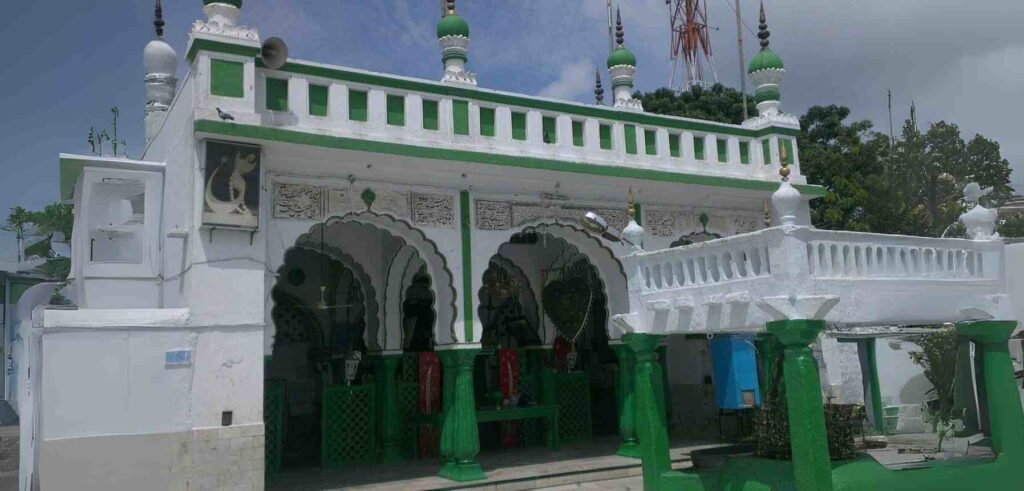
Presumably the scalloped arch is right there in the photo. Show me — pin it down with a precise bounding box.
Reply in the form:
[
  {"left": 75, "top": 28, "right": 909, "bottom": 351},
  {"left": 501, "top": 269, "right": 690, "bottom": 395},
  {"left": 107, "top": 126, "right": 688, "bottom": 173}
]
[
  {"left": 298, "top": 212, "right": 459, "bottom": 347},
  {"left": 290, "top": 242, "right": 382, "bottom": 352},
  {"left": 497, "top": 220, "right": 629, "bottom": 341}
]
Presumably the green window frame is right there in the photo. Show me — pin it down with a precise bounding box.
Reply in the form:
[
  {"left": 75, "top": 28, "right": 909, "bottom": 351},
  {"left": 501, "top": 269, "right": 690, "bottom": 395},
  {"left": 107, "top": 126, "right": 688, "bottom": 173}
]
[
  {"left": 782, "top": 139, "right": 795, "bottom": 166},
  {"left": 717, "top": 139, "right": 728, "bottom": 163},
  {"left": 599, "top": 124, "right": 613, "bottom": 150},
  {"left": 210, "top": 59, "right": 244, "bottom": 98},
  {"left": 624, "top": 125, "right": 638, "bottom": 155},
  {"left": 479, "top": 107, "right": 496, "bottom": 137},
  {"left": 422, "top": 99, "right": 439, "bottom": 130},
  {"left": 386, "top": 94, "right": 405, "bottom": 126},
  {"left": 669, "top": 134, "right": 681, "bottom": 157},
  {"left": 511, "top": 112, "right": 527, "bottom": 141},
  {"left": 452, "top": 100, "right": 470, "bottom": 135},
  {"left": 542, "top": 116, "right": 557, "bottom": 144},
  {"left": 644, "top": 129, "right": 657, "bottom": 155},
  {"left": 308, "top": 84, "right": 328, "bottom": 117},
  {"left": 739, "top": 141, "right": 750, "bottom": 164},
  {"left": 349, "top": 89, "right": 368, "bottom": 122},
  {"left": 694, "top": 136, "right": 706, "bottom": 160},
  {"left": 572, "top": 121, "right": 585, "bottom": 147},
  {"left": 265, "top": 78, "right": 289, "bottom": 112},
  {"left": 762, "top": 139, "right": 772, "bottom": 165}
]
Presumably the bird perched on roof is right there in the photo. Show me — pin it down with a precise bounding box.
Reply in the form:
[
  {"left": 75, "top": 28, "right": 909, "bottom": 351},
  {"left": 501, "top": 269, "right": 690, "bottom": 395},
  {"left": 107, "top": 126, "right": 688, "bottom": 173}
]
[{"left": 216, "top": 108, "right": 235, "bottom": 121}]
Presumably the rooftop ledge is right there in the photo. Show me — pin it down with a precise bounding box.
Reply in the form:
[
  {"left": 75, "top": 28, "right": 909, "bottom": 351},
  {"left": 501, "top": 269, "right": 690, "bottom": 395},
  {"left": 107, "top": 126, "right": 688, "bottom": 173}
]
[
  {"left": 187, "top": 39, "right": 816, "bottom": 196},
  {"left": 612, "top": 226, "right": 1012, "bottom": 336}
]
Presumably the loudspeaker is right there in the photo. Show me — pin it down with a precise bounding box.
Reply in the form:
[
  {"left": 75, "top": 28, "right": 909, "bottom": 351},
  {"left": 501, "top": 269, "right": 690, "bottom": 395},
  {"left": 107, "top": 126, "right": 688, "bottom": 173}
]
[{"left": 261, "top": 37, "right": 289, "bottom": 70}]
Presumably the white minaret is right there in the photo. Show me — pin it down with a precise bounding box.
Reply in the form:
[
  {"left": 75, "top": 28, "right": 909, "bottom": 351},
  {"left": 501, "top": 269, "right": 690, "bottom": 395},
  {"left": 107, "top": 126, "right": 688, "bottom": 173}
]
[{"left": 143, "top": 0, "right": 178, "bottom": 143}]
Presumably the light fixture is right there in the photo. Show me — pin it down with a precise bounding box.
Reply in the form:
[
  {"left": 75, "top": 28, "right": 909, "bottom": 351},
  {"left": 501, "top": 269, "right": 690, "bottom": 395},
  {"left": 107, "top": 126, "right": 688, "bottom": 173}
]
[
  {"left": 580, "top": 212, "right": 639, "bottom": 247},
  {"left": 344, "top": 351, "right": 362, "bottom": 385}
]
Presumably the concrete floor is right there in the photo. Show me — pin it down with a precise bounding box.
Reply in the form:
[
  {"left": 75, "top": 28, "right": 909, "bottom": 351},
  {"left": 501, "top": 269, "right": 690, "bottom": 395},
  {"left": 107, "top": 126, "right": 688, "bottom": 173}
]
[{"left": 269, "top": 437, "right": 711, "bottom": 491}]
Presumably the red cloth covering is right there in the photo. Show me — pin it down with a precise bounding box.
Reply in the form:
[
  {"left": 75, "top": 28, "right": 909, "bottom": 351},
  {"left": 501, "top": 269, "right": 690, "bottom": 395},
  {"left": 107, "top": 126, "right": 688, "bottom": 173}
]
[
  {"left": 418, "top": 352, "right": 441, "bottom": 458},
  {"left": 498, "top": 348, "right": 520, "bottom": 448}
]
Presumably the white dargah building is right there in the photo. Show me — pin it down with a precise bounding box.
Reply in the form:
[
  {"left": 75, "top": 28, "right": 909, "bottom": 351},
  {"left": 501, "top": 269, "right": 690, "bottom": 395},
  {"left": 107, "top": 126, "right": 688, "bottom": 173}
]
[{"left": 18, "top": 1, "right": 1023, "bottom": 491}]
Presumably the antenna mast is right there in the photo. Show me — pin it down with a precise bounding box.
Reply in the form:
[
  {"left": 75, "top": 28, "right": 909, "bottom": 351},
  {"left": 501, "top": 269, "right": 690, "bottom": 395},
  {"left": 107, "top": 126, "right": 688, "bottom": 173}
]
[{"left": 668, "top": 0, "right": 717, "bottom": 92}]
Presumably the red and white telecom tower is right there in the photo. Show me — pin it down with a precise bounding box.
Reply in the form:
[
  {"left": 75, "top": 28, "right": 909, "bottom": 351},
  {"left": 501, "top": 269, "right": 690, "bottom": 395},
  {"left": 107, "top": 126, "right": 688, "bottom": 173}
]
[{"left": 667, "top": 0, "right": 718, "bottom": 91}]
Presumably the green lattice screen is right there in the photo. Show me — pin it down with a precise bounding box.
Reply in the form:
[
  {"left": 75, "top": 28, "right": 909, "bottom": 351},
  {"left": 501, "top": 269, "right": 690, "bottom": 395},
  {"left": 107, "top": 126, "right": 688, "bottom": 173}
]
[
  {"left": 554, "top": 372, "right": 592, "bottom": 443},
  {"left": 400, "top": 354, "right": 418, "bottom": 383},
  {"left": 322, "top": 384, "right": 377, "bottom": 467},
  {"left": 264, "top": 379, "right": 286, "bottom": 478},
  {"left": 399, "top": 382, "right": 420, "bottom": 459}
]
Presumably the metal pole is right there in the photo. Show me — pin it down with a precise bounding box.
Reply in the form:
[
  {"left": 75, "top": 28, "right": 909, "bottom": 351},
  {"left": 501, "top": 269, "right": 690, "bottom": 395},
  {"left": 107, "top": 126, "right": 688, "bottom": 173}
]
[
  {"left": 608, "top": 0, "right": 614, "bottom": 53},
  {"left": 735, "top": 0, "right": 749, "bottom": 120}
]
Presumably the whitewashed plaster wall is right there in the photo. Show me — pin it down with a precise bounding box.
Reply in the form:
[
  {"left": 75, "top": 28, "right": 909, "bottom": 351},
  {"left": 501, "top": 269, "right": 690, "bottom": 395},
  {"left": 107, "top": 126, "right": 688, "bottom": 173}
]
[
  {"left": 875, "top": 339, "right": 929, "bottom": 407},
  {"left": 144, "top": 75, "right": 195, "bottom": 310}
]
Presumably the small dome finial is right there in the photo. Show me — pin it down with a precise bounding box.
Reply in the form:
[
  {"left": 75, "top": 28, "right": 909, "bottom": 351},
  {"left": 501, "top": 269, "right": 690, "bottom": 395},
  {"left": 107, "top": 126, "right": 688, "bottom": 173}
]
[
  {"left": 615, "top": 8, "right": 625, "bottom": 47},
  {"left": 595, "top": 69, "right": 605, "bottom": 104},
  {"left": 446, "top": 0, "right": 456, "bottom": 15},
  {"left": 758, "top": 2, "right": 770, "bottom": 49},
  {"left": 154, "top": 0, "right": 165, "bottom": 37},
  {"left": 627, "top": 187, "right": 636, "bottom": 217}
]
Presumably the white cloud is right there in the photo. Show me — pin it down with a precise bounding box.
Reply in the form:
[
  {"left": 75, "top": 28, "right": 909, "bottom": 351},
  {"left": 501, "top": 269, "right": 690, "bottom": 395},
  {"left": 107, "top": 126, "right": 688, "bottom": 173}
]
[{"left": 538, "top": 59, "right": 596, "bottom": 102}]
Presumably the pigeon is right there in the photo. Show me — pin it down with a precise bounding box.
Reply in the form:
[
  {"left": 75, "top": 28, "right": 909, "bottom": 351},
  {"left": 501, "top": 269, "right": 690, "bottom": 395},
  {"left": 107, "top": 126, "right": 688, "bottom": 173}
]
[{"left": 216, "top": 108, "right": 235, "bottom": 121}]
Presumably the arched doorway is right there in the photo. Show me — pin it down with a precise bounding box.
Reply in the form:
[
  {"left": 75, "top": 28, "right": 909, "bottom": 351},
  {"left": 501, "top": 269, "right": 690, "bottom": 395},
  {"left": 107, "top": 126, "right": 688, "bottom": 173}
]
[
  {"left": 474, "top": 223, "right": 627, "bottom": 453},
  {"left": 266, "top": 213, "right": 452, "bottom": 473}
]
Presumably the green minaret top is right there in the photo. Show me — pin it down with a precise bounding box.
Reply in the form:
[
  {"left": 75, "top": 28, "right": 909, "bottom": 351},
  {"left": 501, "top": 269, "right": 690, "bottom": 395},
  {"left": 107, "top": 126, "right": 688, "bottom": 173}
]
[
  {"left": 606, "top": 8, "right": 637, "bottom": 69},
  {"left": 437, "top": 0, "right": 470, "bottom": 38},
  {"left": 204, "top": 0, "right": 242, "bottom": 8},
  {"left": 747, "top": 2, "right": 783, "bottom": 74}
]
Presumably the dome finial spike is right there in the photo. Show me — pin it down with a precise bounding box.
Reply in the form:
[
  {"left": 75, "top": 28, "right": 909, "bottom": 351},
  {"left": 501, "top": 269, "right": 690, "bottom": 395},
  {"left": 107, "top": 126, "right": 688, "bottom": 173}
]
[
  {"left": 154, "top": 0, "right": 165, "bottom": 37},
  {"left": 446, "top": 0, "right": 456, "bottom": 15},
  {"left": 758, "top": 2, "right": 770, "bottom": 49},
  {"left": 615, "top": 7, "right": 624, "bottom": 46},
  {"left": 595, "top": 69, "right": 605, "bottom": 104}
]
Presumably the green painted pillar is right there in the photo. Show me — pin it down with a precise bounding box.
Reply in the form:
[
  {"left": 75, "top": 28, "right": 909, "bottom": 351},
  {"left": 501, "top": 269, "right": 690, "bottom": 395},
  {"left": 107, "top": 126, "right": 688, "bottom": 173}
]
[
  {"left": 956, "top": 321, "right": 1024, "bottom": 457},
  {"left": 374, "top": 354, "right": 403, "bottom": 463},
  {"left": 766, "top": 319, "right": 833, "bottom": 491},
  {"left": 611, "top": 343, "right": 640, "bottom": 458},
  {"left": 437, "top": 348, "right": 486, "bottom": 482},
  {"left": 624, "top": 333, "right": 674, "bottom": 490}
]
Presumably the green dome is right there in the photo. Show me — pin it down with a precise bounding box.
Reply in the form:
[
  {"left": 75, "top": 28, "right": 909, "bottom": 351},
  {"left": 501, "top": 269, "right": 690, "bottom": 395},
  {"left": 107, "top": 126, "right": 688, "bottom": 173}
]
[
  {"left": 747, "top": 48, "right": 783, "bottom": 74},
  {"left": 204, "top": 0, "right": 242, "bottom": 8},
  {"left": 437, "top": 13, "right": 470, "bottom": 38},
  {"left": 606, "top": 46, "right": 637, "bottom": 69}
]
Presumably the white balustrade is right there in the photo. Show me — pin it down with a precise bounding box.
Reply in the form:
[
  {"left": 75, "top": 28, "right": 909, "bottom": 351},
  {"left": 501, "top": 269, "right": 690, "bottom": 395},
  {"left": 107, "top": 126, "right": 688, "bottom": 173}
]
[{"left": 210, "top": 60, "right": 802, "bottom": 183}]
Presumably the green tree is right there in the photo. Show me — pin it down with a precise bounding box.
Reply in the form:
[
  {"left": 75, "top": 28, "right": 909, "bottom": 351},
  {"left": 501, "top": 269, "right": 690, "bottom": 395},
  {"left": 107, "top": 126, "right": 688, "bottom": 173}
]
[
  {"left": 636, "top": 84, "right": 755, "bottom": 125},
  {"left": 907, "top": 327, "right": 959, "bottom": 451},
  {"left": 797, "top": 105, "right": 891, "bottom": 232},
  {"left": 2, "top": 203, "right": 73, "bottom": 279}
]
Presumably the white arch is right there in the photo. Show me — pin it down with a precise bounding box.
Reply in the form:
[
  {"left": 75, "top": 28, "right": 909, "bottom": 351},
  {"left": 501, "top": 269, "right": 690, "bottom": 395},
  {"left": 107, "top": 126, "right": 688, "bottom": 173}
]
[
  {"left": 500, "top": 221, "right": 629, "bottom": 341},
  {"left": 383, "top": 245, "right": 419, "bottom": 351},
  {"left": 301, "top": 212, "right": 459, "bottom": 347}
]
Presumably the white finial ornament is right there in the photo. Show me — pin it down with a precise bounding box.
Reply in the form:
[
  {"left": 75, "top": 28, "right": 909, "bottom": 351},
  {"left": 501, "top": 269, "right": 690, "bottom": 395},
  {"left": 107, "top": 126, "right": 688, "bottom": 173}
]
[
  {"left": 144, "top": 0, "right": 178, "bottom": 143},
  {"left": 959, "top": 182, "right": 999, "bottom": 240},
  {"left": 623, "top": 189, "right": 644, "bottom": 251},
  {"left": 771, "top": 146, "right": 800, "bottom": 227}
]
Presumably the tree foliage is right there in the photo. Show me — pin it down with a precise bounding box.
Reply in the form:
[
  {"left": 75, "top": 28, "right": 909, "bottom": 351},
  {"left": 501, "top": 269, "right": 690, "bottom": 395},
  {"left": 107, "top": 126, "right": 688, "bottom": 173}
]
[
  {"left": 2, "top": 203, "right": 73, "bottom": 279},
  {"left": 641, "top": 88, "right": 1015, "bottom": 238},
  {"left": 636, "top": 84, "right": 755, "bottom": 125}
]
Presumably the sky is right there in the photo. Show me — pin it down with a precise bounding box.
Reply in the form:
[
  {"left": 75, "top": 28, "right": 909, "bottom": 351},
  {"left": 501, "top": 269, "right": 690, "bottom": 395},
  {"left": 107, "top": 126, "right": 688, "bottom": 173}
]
[{"left": 1, "top": 0, "right": 1022, "bottom": 261}]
